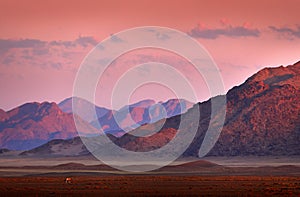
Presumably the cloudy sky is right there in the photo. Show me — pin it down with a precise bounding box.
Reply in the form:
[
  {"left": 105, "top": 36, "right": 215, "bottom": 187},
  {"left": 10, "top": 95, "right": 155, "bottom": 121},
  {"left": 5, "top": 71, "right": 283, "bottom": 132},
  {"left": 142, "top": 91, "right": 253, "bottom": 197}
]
[{"left": 1, "top": 0, "right": 300, "bottom": 110}]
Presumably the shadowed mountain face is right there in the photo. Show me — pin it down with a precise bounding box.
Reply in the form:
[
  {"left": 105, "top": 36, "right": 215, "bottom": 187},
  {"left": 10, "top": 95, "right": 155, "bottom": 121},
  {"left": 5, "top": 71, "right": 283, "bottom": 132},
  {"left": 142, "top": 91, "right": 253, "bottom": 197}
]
[{"left": 0, "top": 102, "right": 99, "bottom": 150}]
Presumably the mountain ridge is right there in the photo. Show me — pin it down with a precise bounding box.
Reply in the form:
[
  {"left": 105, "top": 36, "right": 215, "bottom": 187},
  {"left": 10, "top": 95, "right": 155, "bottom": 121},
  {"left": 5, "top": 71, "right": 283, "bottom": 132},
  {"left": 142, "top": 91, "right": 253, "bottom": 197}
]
[{"left": 1, "top": 61, "right": 299, "bottom": 156}]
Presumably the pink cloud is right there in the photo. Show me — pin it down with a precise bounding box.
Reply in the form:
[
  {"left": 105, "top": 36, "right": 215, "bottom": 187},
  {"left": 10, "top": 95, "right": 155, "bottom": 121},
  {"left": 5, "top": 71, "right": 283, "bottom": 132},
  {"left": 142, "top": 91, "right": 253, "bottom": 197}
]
[{"left": 188, "top": 22, "right": 260, "bottom": 39}]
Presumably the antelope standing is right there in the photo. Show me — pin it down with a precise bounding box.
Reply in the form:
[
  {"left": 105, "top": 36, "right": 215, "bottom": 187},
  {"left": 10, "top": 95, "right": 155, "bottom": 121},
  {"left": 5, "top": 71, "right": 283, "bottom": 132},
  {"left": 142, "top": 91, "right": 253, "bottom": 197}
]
[{"left": 65, "top": 177, "right": 72, "bottom": 184}]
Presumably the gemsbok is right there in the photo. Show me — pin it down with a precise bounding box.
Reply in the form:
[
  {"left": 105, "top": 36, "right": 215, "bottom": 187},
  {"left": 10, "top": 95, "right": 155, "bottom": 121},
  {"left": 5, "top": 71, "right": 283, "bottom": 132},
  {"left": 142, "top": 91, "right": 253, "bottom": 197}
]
[{"left": 65, "top": 177, "right": 72, "bottom": 184}]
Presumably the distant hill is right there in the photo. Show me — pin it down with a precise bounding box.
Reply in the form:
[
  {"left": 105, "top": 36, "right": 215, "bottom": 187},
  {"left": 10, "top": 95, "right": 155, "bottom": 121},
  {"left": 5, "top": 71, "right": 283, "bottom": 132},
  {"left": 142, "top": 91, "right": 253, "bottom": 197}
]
[{"left": 20, "top": 137, "right": 89, "bottom": 156}]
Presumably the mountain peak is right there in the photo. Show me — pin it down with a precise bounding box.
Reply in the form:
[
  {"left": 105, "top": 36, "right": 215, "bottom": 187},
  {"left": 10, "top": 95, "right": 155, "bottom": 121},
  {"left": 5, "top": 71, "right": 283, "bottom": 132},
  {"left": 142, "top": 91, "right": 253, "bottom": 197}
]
[
  {"left": 128, "top": 99, "right": 156, "bottom": 109},
  {"left": 5, "top": 101, "right": 61, "bottom": 122},
  {"left": 58, "top": 97, "right": 110, "bottom": 123},
  {"left": 243, "top": 61, "right": 300, "bottom": 91},
  {"left": 37, "top": 102, "right": 63, "bottom": 117}
]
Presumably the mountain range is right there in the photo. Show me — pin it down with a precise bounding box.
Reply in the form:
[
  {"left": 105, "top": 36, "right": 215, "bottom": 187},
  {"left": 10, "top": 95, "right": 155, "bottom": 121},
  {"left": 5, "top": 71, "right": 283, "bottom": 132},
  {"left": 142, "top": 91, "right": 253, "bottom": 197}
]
[
  {"left": 0, "top": 97, "right": 193, "bottom": 150},
  {"left": 89, "top": 99, "right": 193, "bottom": 136},
  {"left": 59, "top": 97, "right": 193, "bottom": 136},
  {"left": 0, "top": 61, "right": 299, "bottom": 157},
  {"left": 114, "top": 61, "right": 299, "bottom": 157}
]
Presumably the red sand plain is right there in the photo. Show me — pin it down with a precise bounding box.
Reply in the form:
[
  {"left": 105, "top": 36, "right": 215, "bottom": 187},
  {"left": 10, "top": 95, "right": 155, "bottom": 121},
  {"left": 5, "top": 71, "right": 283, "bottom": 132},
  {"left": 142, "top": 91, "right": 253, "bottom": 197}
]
[{"left": 0, "top": 175, "right": 299, "bottom": 196}]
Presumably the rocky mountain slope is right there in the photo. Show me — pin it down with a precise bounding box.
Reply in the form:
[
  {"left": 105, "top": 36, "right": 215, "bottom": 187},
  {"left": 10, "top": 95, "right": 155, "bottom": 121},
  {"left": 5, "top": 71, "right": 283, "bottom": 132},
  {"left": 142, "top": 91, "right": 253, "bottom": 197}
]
[{"left": 207, "top": 61, "right": 300, "bottom": 156}]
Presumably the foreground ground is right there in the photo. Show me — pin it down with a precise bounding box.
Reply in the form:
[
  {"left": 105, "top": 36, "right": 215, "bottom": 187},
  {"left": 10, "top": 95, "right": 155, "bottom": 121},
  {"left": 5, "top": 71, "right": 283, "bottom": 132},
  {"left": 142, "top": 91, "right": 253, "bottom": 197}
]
[
  {"left": 0, "top": 156, "right": 299, "bottom": 196},
  {"left": 0, "top": 175, "right": 299, "bottom": 196}
]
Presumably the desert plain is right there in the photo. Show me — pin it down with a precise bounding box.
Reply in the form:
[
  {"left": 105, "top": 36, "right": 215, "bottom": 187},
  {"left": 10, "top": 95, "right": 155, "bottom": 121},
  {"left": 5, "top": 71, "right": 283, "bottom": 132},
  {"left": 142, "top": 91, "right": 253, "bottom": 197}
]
[{"left": 0, "top": 155, "right": 299, "bottom": 196}]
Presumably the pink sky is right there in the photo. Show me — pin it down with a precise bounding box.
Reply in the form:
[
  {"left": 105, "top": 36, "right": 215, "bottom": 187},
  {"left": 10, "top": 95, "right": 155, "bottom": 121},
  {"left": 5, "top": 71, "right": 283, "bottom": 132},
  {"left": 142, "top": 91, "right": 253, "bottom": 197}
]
[{"left": 1, "top": 0, "right": 300, "bottom": 110}]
